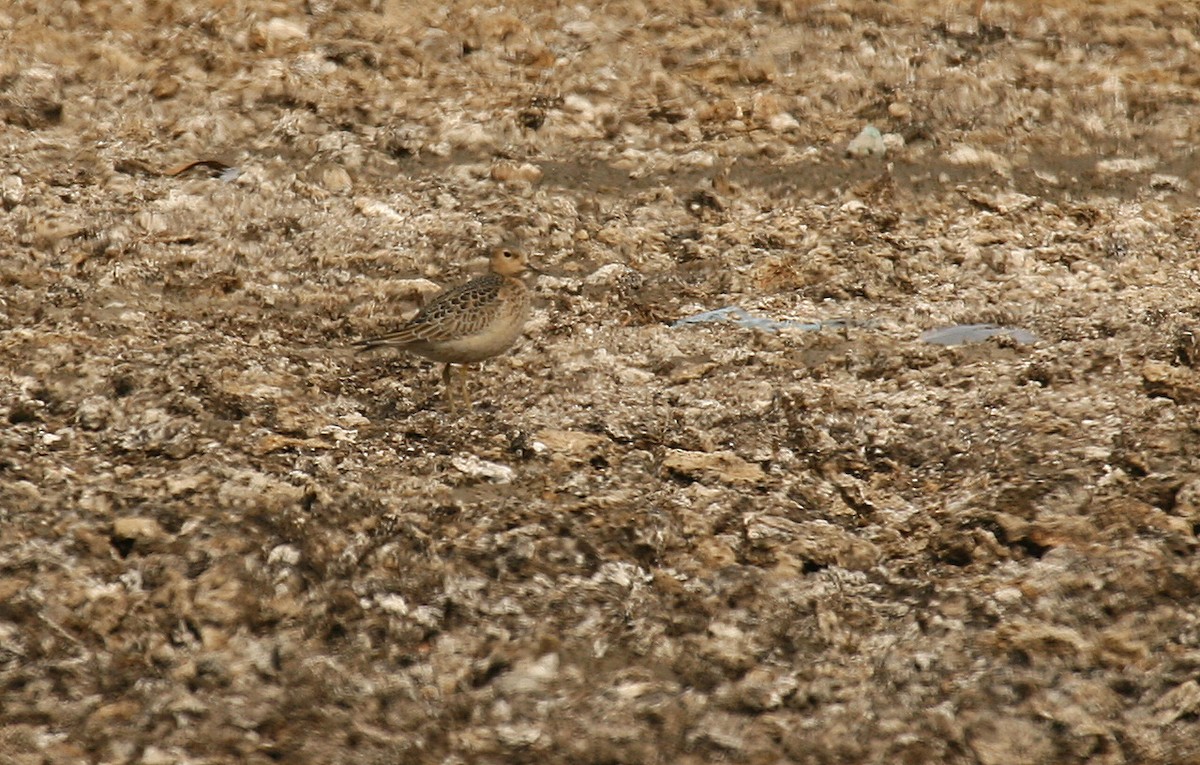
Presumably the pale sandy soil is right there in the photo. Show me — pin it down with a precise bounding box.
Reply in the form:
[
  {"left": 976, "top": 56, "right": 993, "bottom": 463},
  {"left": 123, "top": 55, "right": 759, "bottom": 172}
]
[{"left": 3, "top": 1, "right": 1200, "bottom": 763}]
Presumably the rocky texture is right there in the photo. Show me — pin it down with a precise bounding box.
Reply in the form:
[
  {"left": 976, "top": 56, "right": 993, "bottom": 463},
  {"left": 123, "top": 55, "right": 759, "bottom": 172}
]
[{"left": 2, "top": 1, "right": 1200, "bottom": 763}]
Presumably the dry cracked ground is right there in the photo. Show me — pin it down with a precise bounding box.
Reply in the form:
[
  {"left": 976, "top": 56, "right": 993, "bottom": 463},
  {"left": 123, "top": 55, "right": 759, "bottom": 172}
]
[{"left": 3, "top": 0, "right": 1200, "bottom": 763}]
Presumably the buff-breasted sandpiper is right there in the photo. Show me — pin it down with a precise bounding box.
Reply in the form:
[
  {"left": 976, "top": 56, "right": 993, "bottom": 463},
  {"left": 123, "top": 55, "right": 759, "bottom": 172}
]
[{"left": 355, "top": 246, "right": 539, "bottom": 409}]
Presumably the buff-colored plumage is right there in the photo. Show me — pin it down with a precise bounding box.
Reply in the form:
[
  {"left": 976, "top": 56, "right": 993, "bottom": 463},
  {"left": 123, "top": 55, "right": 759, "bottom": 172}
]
[{"left": 356, "top": 247, "right": 537, "bottom": 409}]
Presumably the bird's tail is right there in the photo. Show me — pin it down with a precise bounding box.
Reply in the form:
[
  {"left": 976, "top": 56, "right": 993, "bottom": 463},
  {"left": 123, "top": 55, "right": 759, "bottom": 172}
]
[{"left": 353, "top": 329, "right": 420, "bottom": 352}]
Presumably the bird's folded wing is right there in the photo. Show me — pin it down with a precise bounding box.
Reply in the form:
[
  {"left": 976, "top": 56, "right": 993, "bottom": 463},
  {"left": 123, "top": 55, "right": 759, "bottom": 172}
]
[
  {"left": 416, "top": 279, "right": 503, "bottom": 337},
  {"left": 354, "top": 274, "right": 504, "bottom": 348}
]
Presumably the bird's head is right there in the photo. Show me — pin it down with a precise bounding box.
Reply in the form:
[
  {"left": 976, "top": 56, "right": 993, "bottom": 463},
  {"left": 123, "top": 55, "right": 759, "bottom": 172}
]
[{"left": 490, "top": 246, "right": 542, "bottom": 276}]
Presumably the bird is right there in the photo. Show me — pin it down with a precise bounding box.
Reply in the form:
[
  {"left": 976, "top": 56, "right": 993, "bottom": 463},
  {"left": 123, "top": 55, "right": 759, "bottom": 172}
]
[{"left": 355, "top": 246, "right": 540, "bottom": 410}]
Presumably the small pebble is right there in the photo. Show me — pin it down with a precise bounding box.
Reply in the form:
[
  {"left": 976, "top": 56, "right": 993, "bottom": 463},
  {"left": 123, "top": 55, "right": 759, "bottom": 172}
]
[{"left": 847, "top": 125, "right": 887, "bottom": 158}]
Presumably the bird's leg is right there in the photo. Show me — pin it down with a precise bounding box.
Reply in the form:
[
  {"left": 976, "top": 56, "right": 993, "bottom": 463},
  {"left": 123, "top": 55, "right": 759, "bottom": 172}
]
[
  {"left": 442, "top": 363, "right": 458, "bottom": 412},
  {"left": 459, "top": 364, "right": 475, "bottom": 410}
]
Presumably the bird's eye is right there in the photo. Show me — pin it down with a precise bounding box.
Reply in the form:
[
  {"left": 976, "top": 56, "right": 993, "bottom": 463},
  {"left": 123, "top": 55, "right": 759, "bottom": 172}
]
[{"left": 502, "top": 250, "right": 515, "bottom": 258}]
